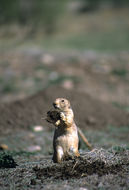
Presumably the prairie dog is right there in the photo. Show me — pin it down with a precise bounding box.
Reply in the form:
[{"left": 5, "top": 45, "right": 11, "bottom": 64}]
[{"left": 47, "top": 98, "right": 80, "bottom": 163}]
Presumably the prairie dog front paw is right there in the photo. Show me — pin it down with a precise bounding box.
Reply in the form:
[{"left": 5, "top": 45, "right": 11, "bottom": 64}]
[
  {"left": 55, "top": 120, "right": 61, "bottom": 126},
  {"left": 60, "top": 112, "right": 66, "bottom": 121}
]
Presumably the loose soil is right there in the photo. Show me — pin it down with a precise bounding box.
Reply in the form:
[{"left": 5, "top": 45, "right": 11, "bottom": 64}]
[{"left": 0, "top": 86, "right": 129, "bottom": 190}]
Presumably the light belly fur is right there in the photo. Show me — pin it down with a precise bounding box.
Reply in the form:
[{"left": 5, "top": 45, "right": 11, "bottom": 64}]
[{"left": 55, "top": 128, "right": 79, "bottom": 153}]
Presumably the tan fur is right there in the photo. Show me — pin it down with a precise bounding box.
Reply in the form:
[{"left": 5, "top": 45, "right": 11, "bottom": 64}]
[{"left": 52, "top": 98, "right": 80, "bottom": 163}]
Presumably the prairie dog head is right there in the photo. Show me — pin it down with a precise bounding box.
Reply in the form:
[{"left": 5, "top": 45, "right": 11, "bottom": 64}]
[{"left": 53, "top": 98, "right": 71, "bottom": 111}]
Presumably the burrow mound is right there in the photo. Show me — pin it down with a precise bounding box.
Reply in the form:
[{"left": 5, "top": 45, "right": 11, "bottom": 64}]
[
  {"left": 0, "top": 86, "right": 129, "bottom": 135},
  {"left": 33, "top": 148, "right": 129, "bottom": 180}
]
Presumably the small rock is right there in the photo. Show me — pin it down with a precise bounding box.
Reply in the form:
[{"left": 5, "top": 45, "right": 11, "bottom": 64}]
[
  {"left": 41, "top": 54, "right": 54, "bottom": 65},
  {"left": 0, "top": 144, "right": 8, "bottom": 151},
  {"left": 33, "top": 126, "right": 43, "bottom": 132},
  {"left": 27, "top": 145, "right": 41, "bottom": 152},
  {"left": 62, "top": 80, "right": 74, "bottom": 90}
]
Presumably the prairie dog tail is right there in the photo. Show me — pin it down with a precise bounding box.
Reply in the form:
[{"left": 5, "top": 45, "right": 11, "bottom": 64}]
[{"left": 78, "top": 127, "right": 93, "bottom": 150}]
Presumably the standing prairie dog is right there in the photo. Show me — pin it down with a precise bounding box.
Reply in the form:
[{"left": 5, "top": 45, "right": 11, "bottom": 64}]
[
  {"left": 46, "top": 98, "right": 92, "bottom": 163},
  {"left": 49, "top": 98, "right": 80, "bottom": 163}
]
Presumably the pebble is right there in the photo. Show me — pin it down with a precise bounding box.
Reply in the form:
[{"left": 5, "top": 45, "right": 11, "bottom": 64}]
[{"left": 33, "top": 126, "right": 44, "bottom": 132}]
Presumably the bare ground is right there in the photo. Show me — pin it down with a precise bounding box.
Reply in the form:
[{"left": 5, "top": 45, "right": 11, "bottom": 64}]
[{"left": 0, "top": 85, "right": 129, "bottom": 190}]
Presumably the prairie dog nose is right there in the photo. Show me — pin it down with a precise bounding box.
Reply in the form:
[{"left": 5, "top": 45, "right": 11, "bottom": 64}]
[{"left": 53, "top": 102, "right": 57, "bottom": 108}]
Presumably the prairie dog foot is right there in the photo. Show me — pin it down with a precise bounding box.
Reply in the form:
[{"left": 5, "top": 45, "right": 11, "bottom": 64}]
[{"left": 53, "top": 146, "right": 64, "bottom": 163}]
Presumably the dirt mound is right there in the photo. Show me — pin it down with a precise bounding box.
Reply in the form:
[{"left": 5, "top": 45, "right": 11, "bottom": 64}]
[
  {"left": 31, "top": 148, "right": 129, "bottom": 189},
  {"left": 0, "top": 148, "right": 128, "bottom": 190},
  {"left": 34, "top": 148, "right": 128, "bottom": 180},
  {"left": 0, "top": 86, "right": 129, "bottom": 135}
]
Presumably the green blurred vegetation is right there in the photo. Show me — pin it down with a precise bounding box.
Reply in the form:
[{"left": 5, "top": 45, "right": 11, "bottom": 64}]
[
  {"left": 0, "top": 0, "right": 67, "bottom": 34},
  {"left": 0, "top": 151, "right": 17, "bottom": 168},
  {"left": 0, "top": 0, "right": 129, "bottom": 27},
  {"left": 0, "top": 0, "right": 129, "bottom": 51},
  {"left": 82, "top": 0, "right": 129, "bottom": 10}
]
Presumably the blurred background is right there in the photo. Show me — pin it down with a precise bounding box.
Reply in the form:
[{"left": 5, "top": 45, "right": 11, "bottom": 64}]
[
  {"left": 0, "top": 0, "right": 129, "bottom": 106},
  {"left": 0, "top": 2, "right": 129, "bottom": 184}
]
